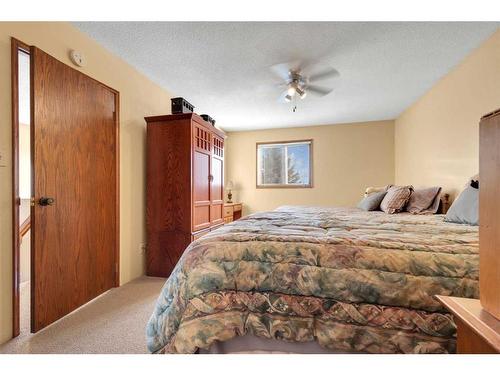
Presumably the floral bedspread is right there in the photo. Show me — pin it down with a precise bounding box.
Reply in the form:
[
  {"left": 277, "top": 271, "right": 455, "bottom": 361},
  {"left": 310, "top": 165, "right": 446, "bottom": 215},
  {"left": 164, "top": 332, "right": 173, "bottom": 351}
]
[{"left": 146, "top": 206, "right": 479, "bottom": 354}]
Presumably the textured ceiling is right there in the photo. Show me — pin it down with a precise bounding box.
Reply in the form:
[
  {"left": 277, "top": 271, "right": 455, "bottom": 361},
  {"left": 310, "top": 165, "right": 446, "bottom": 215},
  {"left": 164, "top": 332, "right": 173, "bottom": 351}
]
[{"left": 74, "top": 22, "right": 498, "bottom": 131}]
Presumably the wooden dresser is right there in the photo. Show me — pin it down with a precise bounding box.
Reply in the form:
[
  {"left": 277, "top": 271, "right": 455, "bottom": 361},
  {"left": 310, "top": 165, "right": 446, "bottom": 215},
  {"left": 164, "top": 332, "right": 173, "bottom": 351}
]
[
  {"left": 146, "top": 113, "right": 226, "bottom": 277},
  {"left": 479, "top": 108, "right": 500, "bottom": 320},
  {"left": 436, "top": 296, "right": 500, "bottom": 354},
  {"left": 223, "top": 203, "right": 242, "bottom": 223}
]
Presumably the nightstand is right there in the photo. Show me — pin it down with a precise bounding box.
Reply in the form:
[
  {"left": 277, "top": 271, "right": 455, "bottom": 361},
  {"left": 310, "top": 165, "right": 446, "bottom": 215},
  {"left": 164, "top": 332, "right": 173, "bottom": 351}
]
[
  {"left": 436, "top": 296, "right": 500, "bottom": 354},
  {"left": 223, "top": 203, "right": 242, "bottom": 224}
]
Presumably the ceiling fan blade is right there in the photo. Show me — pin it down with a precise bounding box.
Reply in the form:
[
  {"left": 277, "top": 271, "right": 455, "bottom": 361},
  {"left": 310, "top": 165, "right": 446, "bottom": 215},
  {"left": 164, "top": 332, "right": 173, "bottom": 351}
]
[
  {"left": 308, "top": 68, "right": 340, "bottom": 83},
  {"left": 270, "top": 63, "right": 293, "bottom": 81},
  {"left": 306, "top": 85, "right": 333, "bottom": 97}
]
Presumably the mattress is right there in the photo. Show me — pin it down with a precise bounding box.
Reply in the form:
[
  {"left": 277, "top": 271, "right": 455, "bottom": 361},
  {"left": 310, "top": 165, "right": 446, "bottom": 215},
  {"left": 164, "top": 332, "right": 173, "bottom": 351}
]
[{"left": 146, "top": 206, "right": 479, "bottom": 354}]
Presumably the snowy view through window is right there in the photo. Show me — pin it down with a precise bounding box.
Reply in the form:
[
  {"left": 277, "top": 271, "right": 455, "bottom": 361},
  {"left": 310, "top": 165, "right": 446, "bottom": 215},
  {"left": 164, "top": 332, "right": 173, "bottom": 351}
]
[{"left": 257, "top": 141, "right": 311, "bottom": 187}]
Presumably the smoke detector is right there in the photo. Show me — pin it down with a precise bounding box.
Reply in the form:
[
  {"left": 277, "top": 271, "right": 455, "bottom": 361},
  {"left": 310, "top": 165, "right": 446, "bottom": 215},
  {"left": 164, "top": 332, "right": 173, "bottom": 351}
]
[{"left": 69, "top": 50, "right": 86, "bottom": 67}]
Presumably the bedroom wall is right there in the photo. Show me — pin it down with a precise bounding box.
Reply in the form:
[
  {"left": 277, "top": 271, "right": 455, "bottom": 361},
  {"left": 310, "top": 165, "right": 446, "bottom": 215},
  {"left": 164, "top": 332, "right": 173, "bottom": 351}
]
[
  {"left": 0, "top": 22, "right": 173, "bottom": 344},
  {"left": 395, "top": 28, "right": 500, "bottom": 198},
  {"left": 225, "top": 120, "right": 395, "bottom": 214}
]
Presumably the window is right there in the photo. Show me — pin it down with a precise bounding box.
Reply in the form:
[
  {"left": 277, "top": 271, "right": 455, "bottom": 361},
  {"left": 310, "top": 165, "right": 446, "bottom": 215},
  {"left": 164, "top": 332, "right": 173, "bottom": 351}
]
[{"left": 256, "top": 140, "right": 312, "bottom": 188}]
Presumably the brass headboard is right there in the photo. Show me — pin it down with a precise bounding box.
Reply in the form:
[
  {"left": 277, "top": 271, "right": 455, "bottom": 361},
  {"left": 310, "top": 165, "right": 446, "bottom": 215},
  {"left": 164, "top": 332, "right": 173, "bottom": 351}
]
[{"left": 439, "top": 193, "right": 451, "bottom": 214}]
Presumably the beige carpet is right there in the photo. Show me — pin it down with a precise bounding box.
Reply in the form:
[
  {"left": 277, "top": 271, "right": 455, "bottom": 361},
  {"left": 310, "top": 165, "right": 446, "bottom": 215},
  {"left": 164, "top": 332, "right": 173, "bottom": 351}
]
[
  {"left": 19, "top": 281, "right": 31, "bottom": 337},
  {"left": 0, "top": 276, "right": 166, "bottom": 354}
]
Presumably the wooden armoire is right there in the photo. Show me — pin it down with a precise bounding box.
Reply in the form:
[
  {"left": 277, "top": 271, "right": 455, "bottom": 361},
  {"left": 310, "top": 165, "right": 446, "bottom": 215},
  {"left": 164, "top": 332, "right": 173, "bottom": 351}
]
[{"left": 145, "top": 113, "right": 226, "bottom": 277}]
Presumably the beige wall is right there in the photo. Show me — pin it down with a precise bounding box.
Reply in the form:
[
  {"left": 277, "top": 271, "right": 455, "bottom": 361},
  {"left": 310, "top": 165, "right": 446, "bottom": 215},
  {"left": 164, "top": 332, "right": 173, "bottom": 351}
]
[
  {"left": 0, "top": 22, "right": 173, "bottom": 344},
  {"left": 225, "top": 121, "right": 395, "bottom": 214},
  {"left": 395, "top": 29, "right": 500, "bottom": 198}
]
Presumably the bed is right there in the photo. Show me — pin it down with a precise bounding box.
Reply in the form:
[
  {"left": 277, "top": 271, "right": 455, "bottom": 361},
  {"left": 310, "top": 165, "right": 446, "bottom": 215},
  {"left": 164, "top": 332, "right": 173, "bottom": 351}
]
[{"left": 146, "top": 205, "right": 479, "bottom": 354}]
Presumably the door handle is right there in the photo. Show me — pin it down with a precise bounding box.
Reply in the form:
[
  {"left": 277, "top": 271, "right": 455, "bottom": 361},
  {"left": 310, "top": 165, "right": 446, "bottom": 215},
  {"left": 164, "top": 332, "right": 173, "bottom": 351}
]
[
  {"left": 208, "top": 175, "right": 214, "bottom": 182},
  {"left": 39, "top": 197, "right": 56, "bottom": 206}
]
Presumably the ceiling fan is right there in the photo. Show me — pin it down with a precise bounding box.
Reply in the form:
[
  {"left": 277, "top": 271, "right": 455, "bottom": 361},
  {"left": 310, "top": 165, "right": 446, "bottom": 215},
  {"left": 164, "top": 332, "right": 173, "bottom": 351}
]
[{"left": 270, "top": 60, "right": 340, "bottom": 104}]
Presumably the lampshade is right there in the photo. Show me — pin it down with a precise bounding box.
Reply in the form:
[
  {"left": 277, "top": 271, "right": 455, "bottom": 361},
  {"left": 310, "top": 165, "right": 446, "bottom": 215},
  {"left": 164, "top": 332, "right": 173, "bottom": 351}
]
[{"left": 226, "top": 180, "right": 234, "bottom": 190}]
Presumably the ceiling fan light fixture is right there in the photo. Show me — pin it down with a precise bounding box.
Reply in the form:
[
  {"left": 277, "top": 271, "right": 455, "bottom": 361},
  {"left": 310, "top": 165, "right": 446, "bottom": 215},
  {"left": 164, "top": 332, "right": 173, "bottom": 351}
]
[
  {"left": 296, "top": 87, "right": 306, "bottom": 99},
  {"left": 287, "top": 86, "right": 296, "bottom": 96}
]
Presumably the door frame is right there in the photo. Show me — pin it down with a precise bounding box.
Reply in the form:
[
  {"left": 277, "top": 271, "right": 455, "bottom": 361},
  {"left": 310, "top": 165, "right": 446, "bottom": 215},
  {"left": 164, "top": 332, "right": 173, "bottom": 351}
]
[
  {"left": 11, "top": 37, "right": 29, "bottom": 338},
  {"left": 11, "top": 37, "right": 121, "bottom": 338}
]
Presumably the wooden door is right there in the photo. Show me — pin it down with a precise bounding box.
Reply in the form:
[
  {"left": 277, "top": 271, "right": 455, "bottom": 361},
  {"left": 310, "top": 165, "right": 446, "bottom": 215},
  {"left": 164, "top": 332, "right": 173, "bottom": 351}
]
[
  {"left": 30, "top": 47, "right": 119, "bottom": 332},
  {"left": 192, "top": 124, "right": 211, "bottom": 232},
  {"left": 210, "top": 135, "right": 224, "bottom": 226}
]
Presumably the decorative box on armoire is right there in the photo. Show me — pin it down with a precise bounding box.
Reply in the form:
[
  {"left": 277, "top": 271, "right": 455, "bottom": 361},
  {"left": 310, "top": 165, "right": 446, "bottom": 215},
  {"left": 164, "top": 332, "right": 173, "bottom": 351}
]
[
  {"left": 479, "top": 107, "right": 500, "bottom": 320},
  {"left": 146, "top": 113, "right": 226, "bottom": 277}
]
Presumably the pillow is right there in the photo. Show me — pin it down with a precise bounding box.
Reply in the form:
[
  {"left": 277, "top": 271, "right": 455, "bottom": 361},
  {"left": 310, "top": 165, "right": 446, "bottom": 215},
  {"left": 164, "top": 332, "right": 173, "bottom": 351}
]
[
  {"left": 357, "top": 191, "right": 387, "bottom": 211},
  {"left": 380, "top": 185, "right": 413, "bottom": 214},
  {"left": 444, "top": 186, "right": 478, "bottom": 225},
  {"left": 427, "top": 190, "right": 443, "bottom": 214},
  {"left": 406, "top": 187, "right": 442, "bottom": 214}
]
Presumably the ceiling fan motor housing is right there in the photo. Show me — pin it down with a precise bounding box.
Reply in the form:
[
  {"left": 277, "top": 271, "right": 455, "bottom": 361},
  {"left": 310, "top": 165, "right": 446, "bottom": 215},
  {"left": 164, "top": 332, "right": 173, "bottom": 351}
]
[{"left": 286, "top": 72, "right": 307, "bottom": 99}]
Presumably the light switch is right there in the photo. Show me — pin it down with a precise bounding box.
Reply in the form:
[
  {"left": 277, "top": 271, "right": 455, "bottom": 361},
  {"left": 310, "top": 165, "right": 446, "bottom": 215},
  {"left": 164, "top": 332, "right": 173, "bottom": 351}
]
[{"left": 0, "top": 149, "right": 8, "bottom": 167}]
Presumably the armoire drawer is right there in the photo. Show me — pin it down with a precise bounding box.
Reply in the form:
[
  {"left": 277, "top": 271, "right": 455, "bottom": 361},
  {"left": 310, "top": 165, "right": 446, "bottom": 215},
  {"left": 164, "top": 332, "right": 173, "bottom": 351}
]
[
  {"left": 191, "top": 229, "right": 210, "bottom": 241},
  {"left": 211, "top": 224, "right": 224, "bottom": 231}
]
